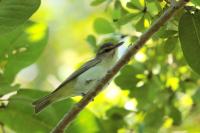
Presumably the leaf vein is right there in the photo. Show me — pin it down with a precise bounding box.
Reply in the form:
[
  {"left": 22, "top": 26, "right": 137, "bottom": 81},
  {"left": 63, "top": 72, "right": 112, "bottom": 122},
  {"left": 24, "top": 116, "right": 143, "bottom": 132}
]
[{"left": 192, "top": 16, "right": 200, "bottom": 47}]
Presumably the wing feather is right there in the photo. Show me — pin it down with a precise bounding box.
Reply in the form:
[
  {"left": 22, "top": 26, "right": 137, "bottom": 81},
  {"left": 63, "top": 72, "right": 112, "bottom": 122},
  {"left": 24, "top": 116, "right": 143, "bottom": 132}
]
[{"left": 53, "top": 58, "right": 101, "bottom": 92}]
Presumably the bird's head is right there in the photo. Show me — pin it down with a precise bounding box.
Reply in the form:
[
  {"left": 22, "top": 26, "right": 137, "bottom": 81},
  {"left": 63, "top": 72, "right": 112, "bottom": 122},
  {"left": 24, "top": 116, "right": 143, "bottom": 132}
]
[{"left": 96, "top": 42, "right": 123, "bottom": 59}]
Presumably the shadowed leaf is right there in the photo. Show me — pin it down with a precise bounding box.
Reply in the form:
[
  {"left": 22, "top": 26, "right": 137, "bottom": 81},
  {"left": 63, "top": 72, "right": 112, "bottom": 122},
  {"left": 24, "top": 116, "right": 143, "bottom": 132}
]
[
  {"left": 179, "top": 11, "right": 200, "bottom": 75},
  {"left": 0, "top": 0, "right": 40, "bottom": 34}
]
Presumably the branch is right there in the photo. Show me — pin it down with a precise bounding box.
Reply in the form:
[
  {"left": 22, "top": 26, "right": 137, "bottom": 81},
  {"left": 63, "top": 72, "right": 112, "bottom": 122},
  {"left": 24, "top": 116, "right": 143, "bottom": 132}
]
[{"left": 52, "top": 0, "right": 189, "bottom": 132}]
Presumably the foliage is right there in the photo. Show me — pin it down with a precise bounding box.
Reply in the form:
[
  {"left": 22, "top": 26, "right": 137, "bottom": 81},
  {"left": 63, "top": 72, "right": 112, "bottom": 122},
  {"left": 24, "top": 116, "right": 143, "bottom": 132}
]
[
  {"left": 0, "top": 89, "right": 101, "bottom": 133},
  {"left": 0, "top": 21, "right": 48, "bottom": 84},
  {"left": 179, "top": 11, "right": 200, "bottom": 75},
  {"left": 0, "top": 0, "right": 41, "bottom": 35},
  {"left": 0, "top": 0, "right": 200, "bottom": 133}
]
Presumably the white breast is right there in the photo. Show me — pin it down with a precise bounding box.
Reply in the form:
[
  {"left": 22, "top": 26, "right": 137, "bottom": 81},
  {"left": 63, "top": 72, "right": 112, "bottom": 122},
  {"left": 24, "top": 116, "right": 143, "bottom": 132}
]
[
  {"left": 74, "top": 65, "right": 107, "bottom": 94},
  {"left": 74, "top": 58, "right": 116, "bottom": 95}
]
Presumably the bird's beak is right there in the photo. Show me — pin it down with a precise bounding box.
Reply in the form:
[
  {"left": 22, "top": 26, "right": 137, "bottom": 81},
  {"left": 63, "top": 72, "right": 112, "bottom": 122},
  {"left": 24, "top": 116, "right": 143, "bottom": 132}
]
[{"left": 113, "top": 41, "right": 124, "bottom": 49}]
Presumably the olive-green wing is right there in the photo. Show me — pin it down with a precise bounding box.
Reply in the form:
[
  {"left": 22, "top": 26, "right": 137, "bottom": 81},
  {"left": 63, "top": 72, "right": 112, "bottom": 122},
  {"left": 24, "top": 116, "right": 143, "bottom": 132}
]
[{"left": 53, "top": 58, "right": 101, "bottom": 92}]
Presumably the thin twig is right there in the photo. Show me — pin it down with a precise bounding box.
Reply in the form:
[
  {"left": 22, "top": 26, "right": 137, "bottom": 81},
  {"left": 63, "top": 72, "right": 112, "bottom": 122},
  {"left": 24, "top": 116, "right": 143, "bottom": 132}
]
[{"left": 52, "top": 0, "right": 189, "bottom": 132}]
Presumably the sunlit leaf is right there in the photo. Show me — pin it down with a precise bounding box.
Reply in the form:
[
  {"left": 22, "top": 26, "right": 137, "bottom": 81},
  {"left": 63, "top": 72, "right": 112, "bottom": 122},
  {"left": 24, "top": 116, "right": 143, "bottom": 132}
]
[
  {"left": 112, "top": 8, "right": 121, "bottom": 22},
  {"left": 0, "top": 85, "right": 19, "bottom": 96},
  {"left": 135, "top": 14, "right": 151, "bottom": 32},
  {"left": 126, "top": 2, "right": 141, "bottom": 10},
  {"left": 163, "top": 117, "right": 173, "bottom": 128},
  {"left": 192, "top": 0, "right": 200, "bottom": 6},
  {"left": 86, "top": 34, "right": 97, "bottom": 52},
  {"left": 116, "top": 13, "right": 138, "bottom": 26},
  {"left": 166, "top": 77, "right": 180, "bottom": 91},
  {"left": 0, "top": 0, "right": 41, "bottom": 34},
  {"left": 93, "top": 18, "right": 115, "bottom": 34},
  {"left": 146, "top": 2, "right": 159, "bottom": 16},
  {"left": 90, "top": 0, "right": 106, "bottom": 6},
  {"left": 135, "top": 15, "right": 146, "bottom": 32},
  {"left": 129, "top": 78, "right": 160, "bottom": 110},
  {"left": 0, "top": 21, "right": 48, "bottom": 84},
  {"left": 115, "top": 65, "right": 144, "bottom": 90},
  {"left": 179, "top": 11, "right": 200, "bottom": 75},
  {"left": 130, "top": 0, "right": 143, "bottom": 10}
]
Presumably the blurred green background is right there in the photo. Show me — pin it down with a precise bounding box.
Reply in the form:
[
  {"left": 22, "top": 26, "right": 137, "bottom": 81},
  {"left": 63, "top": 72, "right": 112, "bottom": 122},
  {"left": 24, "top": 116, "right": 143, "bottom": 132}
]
[{"left": 0, "top": 0, "right": 200, "bottom": 133}]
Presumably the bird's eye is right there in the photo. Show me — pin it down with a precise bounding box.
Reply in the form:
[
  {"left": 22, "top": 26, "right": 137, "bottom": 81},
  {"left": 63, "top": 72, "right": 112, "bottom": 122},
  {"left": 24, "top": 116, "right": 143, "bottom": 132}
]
[{"left": 104, "top": 48, "right": 111, "bottom": 52}]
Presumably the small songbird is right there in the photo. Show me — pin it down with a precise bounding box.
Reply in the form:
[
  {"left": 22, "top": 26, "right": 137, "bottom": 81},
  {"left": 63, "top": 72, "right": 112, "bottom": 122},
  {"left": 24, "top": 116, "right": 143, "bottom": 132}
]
[{"left": 32, "top": 41, "right": 123, "bottom": 113}]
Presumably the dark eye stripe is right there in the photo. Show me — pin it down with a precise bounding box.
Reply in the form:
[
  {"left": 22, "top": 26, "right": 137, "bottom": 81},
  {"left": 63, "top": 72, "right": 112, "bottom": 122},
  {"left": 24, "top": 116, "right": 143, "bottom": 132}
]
[
  {"left": 97, "top": 42, "right": 116, "bottom": 55},
  {"left": 99, "top": 48, "right": 111, "bottom": 54},
  {"left": 104, "top": 48, "right": 111, "bottom": 52}
]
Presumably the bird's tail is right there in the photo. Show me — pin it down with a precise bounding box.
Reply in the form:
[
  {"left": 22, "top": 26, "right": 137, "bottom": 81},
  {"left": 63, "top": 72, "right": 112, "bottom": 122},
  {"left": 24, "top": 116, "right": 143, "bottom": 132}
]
[{"left": 32, "top": 93, "right": 55, "bottom": 113}]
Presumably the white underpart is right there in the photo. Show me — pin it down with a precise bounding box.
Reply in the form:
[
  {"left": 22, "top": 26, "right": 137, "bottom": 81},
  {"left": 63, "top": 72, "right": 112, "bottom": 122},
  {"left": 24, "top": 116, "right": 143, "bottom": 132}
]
[{"left": 74, "top": 52, "right": 118, "bottom": 95}]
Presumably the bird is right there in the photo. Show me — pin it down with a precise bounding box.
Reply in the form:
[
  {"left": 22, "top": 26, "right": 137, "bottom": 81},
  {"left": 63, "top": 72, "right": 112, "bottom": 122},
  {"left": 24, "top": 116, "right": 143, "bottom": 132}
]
[{"left": 32, "top": 41, "right": 123, "bottom": 113}]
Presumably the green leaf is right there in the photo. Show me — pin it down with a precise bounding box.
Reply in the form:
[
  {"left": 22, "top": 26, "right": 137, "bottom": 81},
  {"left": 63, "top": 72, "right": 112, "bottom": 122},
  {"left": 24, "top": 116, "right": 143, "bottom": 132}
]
[
  {"left": 114, "top": 1, "right": 128, "bottom": 17},
  {"left": 114, "top": 64, "right": 162, "bottom": 111},
  {"left": 164, "top": 37, "right": 178, "bottom": 54},
  {"left": 129, "top": 79, "right": 160, "bottom": 110},
  {"left": 115, "top": 65, "right": 143, "bottom": 90},
  {"left": 0, "top": 85, "right": 19, "bottom": 96},
  {"left": 192, "top": 88, "right": 200, "bottom": 104},
  {"left": 112, "top": 8, "right": 121, "bottom": 21},
  {"left": 0, "top": 21, "right": 48, "bottom": 84},
  {"left": 90, "top": 0, "right": 106, "bottom": 6},
  {"left": 131, "top": 36, "right": 138, "bottom": 42},
  {"left": 130, "top": 0, "right": 143, "bottom": 10},
  {"left": 106, "top": 107, "right": 129, "bottom": 120},
  {"left": 100, "top": 38, "right": 118, "bottom": 45},
  {"left": 0, "top": 0, "right": 41, "bottom": 34},
  {"left": 0, "top": 89, "right": 101, "bottom": 133},
  {"left": 114, "top": 0, "right": 122, "bottom": 9},
  {"left": 93, "top": 18, "right": 115, "bottom": 34},
  {"left": 179, "top": 11, "right": 200, "bottom": 75},
  {"left": 126, "top": 2, "right": 141, "bottom": 10},
  {"left": 100, "top": 107, "right": 129, "bottom": 133},
  {"left": 169, "top": 105, "right": 182, "bottom": 126},
  {"left": 135, "top": 15, "right": 146, "bottom": 32},
  {"left": 67, "top": 108, "right": 101, "bottom": 133},
  {"left": 135, "top": 13, "right": 151, "bottom": 32},
  {"left": 86, "top": 34, "right": 97, "bottom": 52},
  {"left": 153, "top": 27, "right": 177, "bottom": 39},
  {"left": 146, "top": 2, "right": 159, "bottom": 16},
  {"left": 116, "top": 13, "right": 138, "bottom": 26},
  {"left": 159, "top": 30, "right": 178, "bottom": 38},
  {"left": 0, "top": 89, "right": 68, "bottom": 133},
  {"left": 192, "top": 0, "right": 200, "bottom": 6},
  {"left": 143, "top": 107, "right": 165, "bottom": 132}
]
